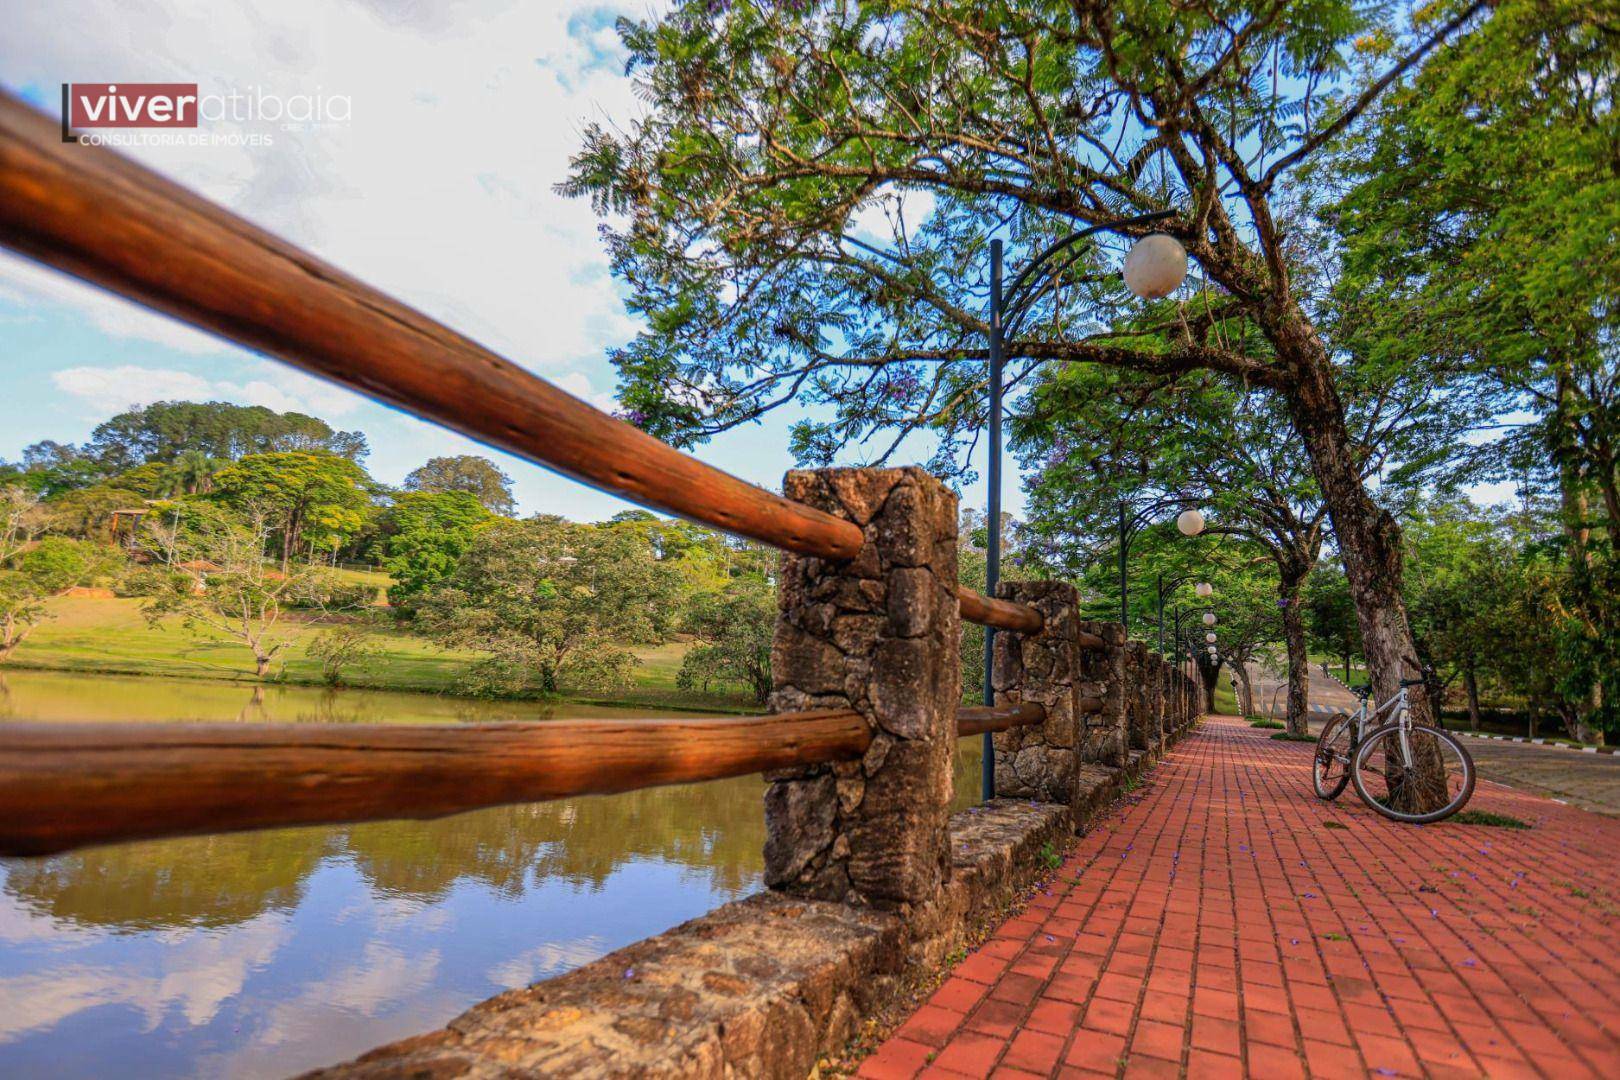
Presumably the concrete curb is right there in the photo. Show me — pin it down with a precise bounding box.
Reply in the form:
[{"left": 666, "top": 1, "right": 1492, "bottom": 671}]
[{"left": 1453, "top": 730, "right": 1616, "bottom": 755}]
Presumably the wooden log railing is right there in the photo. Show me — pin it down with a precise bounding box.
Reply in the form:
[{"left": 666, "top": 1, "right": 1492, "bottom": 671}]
[
  {"left": 0, "top": 704, "right": 1047, "bottom": 857},
  {"left": 0, "top": 92, "right": 1035, "bottom": 636},
  {"left": 957, "top": 586, "right": 1043, "bottom": 634},
  {"left": 956, "top": 703, "right": 1046, "bottom": 737},
  {"left": 0, "top": 89, "right": 1051, "bottom": 858}
]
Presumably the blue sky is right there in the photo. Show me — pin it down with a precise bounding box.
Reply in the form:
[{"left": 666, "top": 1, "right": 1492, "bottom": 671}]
[{"left": 0, "top": 0, "right": 1009, "bottom": 524}]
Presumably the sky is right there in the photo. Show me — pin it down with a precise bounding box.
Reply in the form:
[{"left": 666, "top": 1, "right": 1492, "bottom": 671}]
[{"left": 0, "top": 0, "right": 1013, "bottom": 525}]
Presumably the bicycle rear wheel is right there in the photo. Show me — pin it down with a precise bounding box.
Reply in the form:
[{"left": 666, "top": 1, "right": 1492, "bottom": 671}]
[
  {"left": 1312, "top": 713, "right": 1353, "bottom": 800},
  {"left": 1351, "top": 723, "right": 1475, "bottom": 824}
]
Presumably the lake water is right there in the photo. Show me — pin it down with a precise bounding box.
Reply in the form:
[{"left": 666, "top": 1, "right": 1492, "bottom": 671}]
[{"left": 0, "top": 670, "right": 985, "bottom": 1078}]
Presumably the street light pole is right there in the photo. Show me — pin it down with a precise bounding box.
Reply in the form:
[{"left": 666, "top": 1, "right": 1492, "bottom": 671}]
[
  {"left": 1118, "top": 500, "right": 1129, "bottom": 630},
  {"left": 981, "top": 240, "right": 1004, "bottom": 803},
  {"left": 978, "top": 210, "right": 1182, "bottom": 801}
]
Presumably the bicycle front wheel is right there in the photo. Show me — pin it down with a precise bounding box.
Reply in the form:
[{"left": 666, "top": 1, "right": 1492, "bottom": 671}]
[
  {"left": 1312, "top": 713, "right": 1354, "bottom": 801},
  {"left": 1351, "top": 723, "right": 1476, "bottom": 824}
]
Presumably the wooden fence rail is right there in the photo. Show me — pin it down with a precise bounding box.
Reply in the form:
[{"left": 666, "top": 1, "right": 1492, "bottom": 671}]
[
  {"left": 0, "top": 704, "right": 1047, "bottom": 857},
  {"left": 956, "top": 702, "right": 1046, "bottom": 737},
  {"left": 0, "top": 91, "right": 1032, "bottom": 633}
]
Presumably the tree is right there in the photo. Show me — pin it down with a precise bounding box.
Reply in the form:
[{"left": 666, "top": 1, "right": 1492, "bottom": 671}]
[
  {"left": 677, "top": 577, "right": 775, "bottom": 704},
  {"left": 1325, "top": 0, "right": 1619, "bottom": 733},
  {"left": 402, "top": 455, "right": 517, "bottom": 515},
  {"left": 36, "top": 484, "right": 147, "bottom": 541},
  {"left": 418, "top": 517, "right": 681, "bottom": 695},
  {"left": 1200, "top": 561, "right": 1286, "bottom": 719},
  {"left": 1018, "top": 368, "right": 1333, "bottom": 733},
  {"left": 86, "top": 401, "right": 367, "bottom": 470},
  {"left": 140, "top": 510, "right": 336, "bottom": 679},
  {"left": 0, "top": 486, "right": 48, "bottom": 663},
  {"left": 565, "top": 0, "right": 1492, "bottom": 734},
  {"left": 372, "top": 490, "right": 494, "bottom": 607},
  {"left": 307, "top": 620, "right": 382, "bottom": 687},
  {"left": 5, "top": 441, "right": 107, "bottom": 496},
  {"left": 211, "top": 452, "right": 374, "bottom": 570},
  {"left": 13, "top": 537, "right": 121, "bottom": 593},
  {"left": 1305, "top": 561, "right": 1361, "bottom": 684}
]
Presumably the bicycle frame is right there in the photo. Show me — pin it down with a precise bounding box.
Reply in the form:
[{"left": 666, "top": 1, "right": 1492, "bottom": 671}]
[{"left": 1342, "top": 685, "right": 1409, "bottom": 744}]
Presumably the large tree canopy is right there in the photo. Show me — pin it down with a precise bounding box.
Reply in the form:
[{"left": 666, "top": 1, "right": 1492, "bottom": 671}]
[
  {"left": 86, "top": 401, "right": 368, "bottom": 471},
  {"left": 402, "top": 455, "right": 517, "bottom": 515},
  {"left": 566, "top": 0, "right": 1491, "bottom": 734}
]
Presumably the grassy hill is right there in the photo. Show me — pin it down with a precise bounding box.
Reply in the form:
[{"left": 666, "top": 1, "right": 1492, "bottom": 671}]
[{"left": 7, "top": 595, "right": 755, "bottom": 712}]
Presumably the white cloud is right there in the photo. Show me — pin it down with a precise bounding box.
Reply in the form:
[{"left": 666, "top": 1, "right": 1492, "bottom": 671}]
[
  {"left": 553, "top": 370, "right": 618, "bottom": 413},
  {"left": 51, "top": 363, "right": 366, "bottom": 420},
  {"left": 0, "top": 0, "right": 654, "bottom": 378},
  {"left": 0, "top": 253, "right": 226, "bottom": 356}
]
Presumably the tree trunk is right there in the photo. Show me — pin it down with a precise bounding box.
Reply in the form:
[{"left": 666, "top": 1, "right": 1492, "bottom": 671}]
[
  {"left": 1567, "top": 701, "right": 1604, "bottom": 747},
  {"left": 1280, "top": 582, "right": 1310, "bottom": 736},
  {"left": 1277, "top": 321, "right": 1446, "bottom": 813},
  {"left": 0, "top": 616, "right": 31, "bottom": 664},
  {"left": 254, "top": 653, "right": 271, "bottom": 679},
  {"left": 1233, "top": 662, "right": 1255, "bottom": 717},
  {"left": 1463, "top": 666, "right": 1481, "bottom": 731},
  {"left": 1283, "top": 352, "right": 1427, "bottom": 717},
  {"left": 1195, "top": 655, "right": 1223, "bottom": 714}
]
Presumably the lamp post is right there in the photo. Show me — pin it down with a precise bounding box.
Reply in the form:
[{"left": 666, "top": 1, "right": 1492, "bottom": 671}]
[
  {"left": 1155, "top": 572, "right": 1198, "bottom": 654},
  {"left": 1115, "top": 495, "right": 1206, "bottom": 634},
  {"left": 979, "top": 210, "right": 1186, "bottom": 801}
]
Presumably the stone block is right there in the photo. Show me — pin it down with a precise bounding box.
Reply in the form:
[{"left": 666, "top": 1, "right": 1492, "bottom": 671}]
[{"left": 766, "top": 467, "right": 959, "bottom": 909}]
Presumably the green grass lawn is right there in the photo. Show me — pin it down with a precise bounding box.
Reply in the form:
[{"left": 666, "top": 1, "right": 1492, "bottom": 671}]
[
  {"left": 1213, "top": 682, "right": 1240, "bottom": 715},
  {"left": 9, "top": 596, "right": 756, "bottom": 712}
]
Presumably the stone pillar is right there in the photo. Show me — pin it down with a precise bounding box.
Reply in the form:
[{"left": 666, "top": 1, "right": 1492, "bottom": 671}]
[
  {"left": 1078, "top": 620, "right": 1127, "bottom": 768},
  {"left": 991, "top": 580, "right": 1080, "bottom": 805},
  {"left": 1166, "top": 663, "right": 1179, "bottom": 738},
  {"left": 1148, "top": 654, "right": 1167, "bottom": 747},
  {"left": 1124, "top": 643, "right": 1152, "bottom": 752},
  {"left": 1144, "top": 653, "right": 1162, "bottom": 751},
  {"left": 766, "top": 467, "right": 959, "bottom": 911}
]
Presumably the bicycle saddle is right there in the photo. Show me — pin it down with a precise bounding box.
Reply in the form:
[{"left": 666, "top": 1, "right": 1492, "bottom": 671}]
[{"left": 1398, "top": 677, "right": 1426, "bottom": 688}]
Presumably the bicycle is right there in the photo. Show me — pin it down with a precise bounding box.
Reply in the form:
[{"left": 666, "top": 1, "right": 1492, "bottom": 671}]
[{"left": 1312, "top": 678, "right": 1476, "bottom": 824}]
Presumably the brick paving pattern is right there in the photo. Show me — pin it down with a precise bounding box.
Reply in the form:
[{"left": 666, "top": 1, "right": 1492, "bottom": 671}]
[{"left": 861, "top": 715, "right": 1620, "bottom": 1079}]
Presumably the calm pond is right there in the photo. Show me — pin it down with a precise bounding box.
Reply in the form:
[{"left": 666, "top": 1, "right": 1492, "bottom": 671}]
[{"left": 0, "top": 669, "right": 985, "bottom": 1078}]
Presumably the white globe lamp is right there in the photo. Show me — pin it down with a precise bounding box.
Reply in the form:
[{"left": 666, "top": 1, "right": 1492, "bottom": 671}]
[
  {"left": 1176, "top": 509, "right": 1205, "bottom": 536},
  {"left": 1123, "top": 234, "right": 1188, "bottom": 300},
  {"left": 1202, "top": 612, "right": 1216, "bottom": 626},
  {"left": 1195, "top": 581, "right": 1213, "bottom": 598},
  {"left": 1205, "top": 632, "right": 1217, "bottom": 644}
]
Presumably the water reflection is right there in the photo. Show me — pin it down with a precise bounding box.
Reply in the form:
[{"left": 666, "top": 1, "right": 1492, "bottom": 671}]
[{"left": 0, "top": 669, "right": 985, "bottom": 1079}]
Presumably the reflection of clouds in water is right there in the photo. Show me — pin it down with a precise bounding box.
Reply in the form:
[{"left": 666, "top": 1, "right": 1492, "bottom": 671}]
[
  {"left": 0, "top": 915, "right": 288, "bottom": 1042},
  {"left": 258, "top": 942, "right": 440, "bottom": 1039},
  {"left": 332, "top": 885, "right": 453, "bottom": 934},
  {"left": 196, "top": 943, "right": 445, "bottom": 1080},
  {"left": 0, "top": 893, "right": 96, "bottom": 946},
  {"left": 486, "top": 936, "right": 610, "bottom": 990}
]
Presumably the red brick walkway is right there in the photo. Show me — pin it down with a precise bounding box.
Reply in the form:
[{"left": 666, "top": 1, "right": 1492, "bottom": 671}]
[{"left": 862, "top": 715, "right": 1620, "bottom": 1079}]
